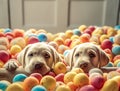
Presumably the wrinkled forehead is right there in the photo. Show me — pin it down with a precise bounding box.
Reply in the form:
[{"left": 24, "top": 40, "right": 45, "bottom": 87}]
[
  {"left": 75, "top": 44, "right": 98, "bottom": 53},
  {"left": 28, "top": 43, "right": 51, "bottom": 53}
]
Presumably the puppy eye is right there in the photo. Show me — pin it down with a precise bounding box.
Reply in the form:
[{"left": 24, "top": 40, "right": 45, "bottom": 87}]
[
  {"left": 28, "top": 53, "right": 34, "bottom": 57},
  {"left": 44, "top": 53, "right": 50, "bottom": 58},
  {"left": 75, "top": 53, "right": 79, "bottom": 57},
  {"left": 89, "top": 52, "right": 95, "bottom": 58}
]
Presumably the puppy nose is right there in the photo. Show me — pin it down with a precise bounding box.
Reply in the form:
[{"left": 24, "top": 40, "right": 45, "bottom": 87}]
[
  {"left": 35, "top": 63, "right": 43, "bottom": 69},
  {"left": 79, "top": 62, "right": 88, "bottom": 69}
]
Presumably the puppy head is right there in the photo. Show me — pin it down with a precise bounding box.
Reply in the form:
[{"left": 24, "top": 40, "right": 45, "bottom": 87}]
[
  {"left": 65, "top": 43, "right": 109, "bottom": 73},
  {"left": 17, "top": 42, "right": 63, "bottom": 75}
]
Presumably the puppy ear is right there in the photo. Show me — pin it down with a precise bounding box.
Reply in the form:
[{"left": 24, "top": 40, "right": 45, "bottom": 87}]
[
  {"left": 17, "top": 44, "right": 31, "bottom": 68},
  {"left": 98, "top": 49, "right": 109, "bottom": 68},
  {"left": 48, "top": 45, "right": 63, "bottom": 66},
  {"left": 64, "top": 45, "right": 78, "bottom": 70}
]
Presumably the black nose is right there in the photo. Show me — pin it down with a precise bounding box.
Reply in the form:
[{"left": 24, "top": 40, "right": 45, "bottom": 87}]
[
  {"left": 80, "top": 62, "right": 88, "bottom": 69},
  {"left": 35, "top": 63, "right": 43, "bottom": 69}
]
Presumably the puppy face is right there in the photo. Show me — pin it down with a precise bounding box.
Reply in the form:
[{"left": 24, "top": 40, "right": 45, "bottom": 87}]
[
  {"left": 65, "top": 43, "right": 109, "bottom": 73},
  {"left": 17, "top": 42, "right": 62, "bottom": 75}
]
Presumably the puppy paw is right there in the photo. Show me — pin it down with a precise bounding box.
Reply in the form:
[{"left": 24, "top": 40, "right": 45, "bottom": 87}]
[{"left": 4, "top": 60, "right": 19, "bottom": 71}]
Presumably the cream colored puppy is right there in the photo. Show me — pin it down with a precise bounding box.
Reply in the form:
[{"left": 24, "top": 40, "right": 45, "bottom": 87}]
[
  {"left": 65, "top": 43, "right": 109, "bottom": 73},
  {"left": 4, "top": 42, "right": 63, "bottom": 75}
]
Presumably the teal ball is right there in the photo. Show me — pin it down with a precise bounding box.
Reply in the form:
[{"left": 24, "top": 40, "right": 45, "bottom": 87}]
[
  {"left": 109, "top": 37, "right": 114, "bottom": 43},
  {"left": 0, "top": 80, "right": 11, "bottom": 91},
  {"left": 13, "top": 74, "right": 27, "bottom": 82},
  {"left": 114, "top": 25, "right": 120, "bottom": 30},
  {"left": 117, "top": 62, "right": 120, "bottom": 67},
  {"left": 37, "top": 33, "right": 47, "bottom": 42},
  {"left": 73, "top": 29, "right": 81, "bottom": 36},
  {"left": 4, "top": 28, "right": 12, "bottom": 33},
  {"left": 112, "top": 46, "right": 120, "bottom": 55},
  {"left": 105, "top": 62, "right": 114, "bottom": 67},
  {"left": 31, "top": 85, "right": 47, "bottom": 91}
]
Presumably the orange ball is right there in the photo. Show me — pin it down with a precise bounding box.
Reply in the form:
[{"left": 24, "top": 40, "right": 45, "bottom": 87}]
[
  {"left": 79, "top": 33, "right": 90, "bottom": 43},
  {"left": 23, "top": 77, "right": 39, "bottom": 91},
  {"left": 13, "top": 29, "right": 24, "bottom": 37},
  {"left": 54, "top": 37, "right": 64, "bottom": 45}
]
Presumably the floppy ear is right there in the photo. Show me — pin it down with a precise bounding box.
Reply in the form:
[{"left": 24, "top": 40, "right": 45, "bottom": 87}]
[
  {"left": 64, "top": 45, "right": 78, "bottom": 70},
  {"left": 17, "top": 44, "right": 31, "bottom": 68},
  {"left": 48, "top": 45, "right": 63, "bottom": 66},
  {"left": 97, "top": 48, "right": 109, "bottom": 68}
]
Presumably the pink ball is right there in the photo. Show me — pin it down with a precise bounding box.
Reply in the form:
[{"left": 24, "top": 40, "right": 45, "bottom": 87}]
[
  {"left": 78, "top": 85, "right": 98, "bottom": 91},
  {"left": 30, "top": 73, "right": 42, "bottom": 82},
  {"left": 89, "top": 75, "right": 105, "bottom": 89},
  {"left": 55, "top": 73, "right": 64, "bottom": 82},
  {"left": 101, "top": 39, "right": 113, "bottom": 50},
  {"left": 0, "top": 50, "right": 10, "bottom": 63},
  {"left": 27, "top": 36, "right": 39, "bottom": 44}
]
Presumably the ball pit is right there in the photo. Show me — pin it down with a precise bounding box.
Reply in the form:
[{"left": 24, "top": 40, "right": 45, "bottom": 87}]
[{"left": 1, "top": 25, "right": 120, "bottom": 91}]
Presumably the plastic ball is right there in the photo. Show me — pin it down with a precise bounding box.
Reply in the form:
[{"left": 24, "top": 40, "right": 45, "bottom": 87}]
[
  {"left": 30, "top": 73, "right": 42, "bottom": 81},
  {"left": 6, "top": 83, "right": 24, "bottom": 91},
  {"left": 37, "top": 33, "right": 48, "bottom": 42},
  {"left": 0, "top": 50, "right": 10, "bottom": 63},
  {"left": 10, "top": 37, "right": 26, "bottom": 49},
  {"left": 73, "top": 29, "right": 81, "bottom": 36},
  {"left": 0, "top": 80, "right": 11, "bottom": 91},
  {"left": 40, "top": 75, "right": 56, "bottom": 91},
  {"left": 57, "top": 45, "right": 69, "bottom": 54},
  {"left": 89, "top": 75, "right": 105, "bottom": 89},
  {"left": 31, "top": 85, "right": 47, "bottom": 91},
  {"left": 79, "top": 33, "right": 90, "bottom": 43},
  {"left": 73, "top": 73, "right": 89, "bottom": 87},
  {"left": 0, "top": 60, "right": 4, "bottom": 68},
  {"left": 54, "top": 37, "right": 64, "bottom": 45},
  {"left": 89, "top": 68, "right": 103, "bottom": 76},
  {"left": 105, "top": 62, "right": 114, "bottom": 67},
  {"left": 23, "top": 77, "right": 39, "bottom": 91},
  {"left": 78, "top": 85, "right": 97, "bottom": 91},
  {"left": 99, "top": 34, "right": 109, "bottom": 43},
  {"left": 101, "top": 39, "right": 113, "bottom": 50},
  {"left": 65, "top": 30, "right": 73, "bottom": 38},
  {"left": 114, "top": 34, "right": 120, "bottom": 45},
  {"left": 55, "top": 73, "right": 64, "bottom": 82},
  {"left": 67, "top": 82, "right": 78, "bottom": 91},
  {"left": 13, "top": 74, "right": 27, "bottom": 82},
  {"left": 107, "top": 71, "right": 120, "bottom": 79},
  {"left": 71, "top": 68, "right": 84, "bottom": 74},
  {"left": 56, "top": 85, "right": 71, "bottom": 91},
  {"left": 112, "top": 46, "right": 120, "bottom": 55},
  {"left": 53, "top": 62, "right": 67, "bottom": 75},
  {"left": 117, "top": 62, "right": 120, "bottom": 67},
  {"left": 114, "top": 25, "right": 120, "bottom": 30},
  {"left": 48, "top": 41, "right": 58, "bottom": 50},
  {"left": 78, "top": 25, "right": 87, "bottom": 32},
  {"left": 13, "top": 29, "right": 24, "bottom": 37},
  {"left": 109, "top": 37, "right": 114, "bottom": 43},
  {"left": 0, "top": 37, "right": 9, "bottom": 48},
  {"left": 4, "top": 28, "right": 12, "bottom": 33},
  {"left": 10, "top": 45, "right": 22, "bottom": 55},
  {"left": 64, "top": 72, "right": 77, "bottom": 84},
  {"left": 27, "top": 36, "right": 39, "bottom": 44}
]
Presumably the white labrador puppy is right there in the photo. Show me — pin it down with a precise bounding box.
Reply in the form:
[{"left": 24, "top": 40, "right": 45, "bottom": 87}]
[
  {"left": 64, "top": 43, "right": 109, "bottom": 73},
  {"left": 4, "top": 42, "right": 63, "bottom": 75}
]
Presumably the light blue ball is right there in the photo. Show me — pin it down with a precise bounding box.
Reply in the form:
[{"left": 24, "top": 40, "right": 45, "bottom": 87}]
[
  {"left": 4, "top": 28, "right": 12, "bottom": 33},
  {"left": 0, "top": 80, "right": 11, "bottom": 91},
  {"left": 105, "top": 62, "right": 114, "bottom": 67},
  {"left": 12, "top": 74, "right": 27, "bottom": 82},
  {"left": 112, "top": 46, "right": 120, "bottom": 55},
  {"left": 37, "top": 33, "right": 47, "bottom": 42},
  {"left": 109, "top": 37, "right": 114, "bottom": 43},
  {"left": 31, "top": 85, "right": 47, "bottom": 91},
  {"left": 73, "top": 29, "right": 81, "bottom": 36},
  {"left": 114, "top": 25, "right": 120, "bottom": 30}
]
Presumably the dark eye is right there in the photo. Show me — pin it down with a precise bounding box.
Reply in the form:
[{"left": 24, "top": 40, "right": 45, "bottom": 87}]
[
  {"left": 28, "top": 53, "right": 34, "bottom": 57},
  {"left": 89, "top": 52, "right": 95, "bottom": 58},
  {"left": 75, "top": 53, "right": 79, "bottom": 57},
  {"left": 44, "top": 53, "right": 50, "bottom": 58}
]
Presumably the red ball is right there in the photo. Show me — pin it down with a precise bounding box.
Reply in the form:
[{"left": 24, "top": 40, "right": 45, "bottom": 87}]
[
  {"left": 55, "top": 73, "right": 64, "bottom": 82},
  {"left": 13, "top": 29, "right": 24, "bottom": 37},
  {"left": 0, "top": 50, "right": 10, "bottom": 63},
  {"left": 101, "top": 39, "right": 113, "bottom": 50},
  {"left": 30, "top": 73, "right": 42, "bottom": 82},
  {"left": 27, "top": 36, "right": 39, "bottom": 44}
]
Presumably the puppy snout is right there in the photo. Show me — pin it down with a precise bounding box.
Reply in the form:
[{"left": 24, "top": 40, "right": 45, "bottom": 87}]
[
  {"left": 35, "top": 63, "right": 44, "bottom": 69},
  {"left": 79, "top": 62, "right": 88, "bottom": 69}
]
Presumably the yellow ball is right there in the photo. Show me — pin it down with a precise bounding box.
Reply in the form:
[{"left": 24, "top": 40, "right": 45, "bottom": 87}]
[
  {"left": 99, "top": 34, "right": 109, "bottom": 43},
  {"left": 6, "top": 83, "right": 24, "bottom": 91},
  {"left": 64, "top": 72, "right": 77, "bottom": 84},
  {"left": 56, "top": 85, "right": 71, "bottom": 91},
  {"left": 71, "top": 68, "right": 84, "bottom": 74},
  {"left": 10, "top": 45, "right": 22, "bottom": 55},
  {"left": 0, "top": 60, "right": 4, "bottom": 68},
  {"left": 78, "top": 25, "right": 87, "bottom": 32},
  {"left": 73, "top": 73, "right": 89, "bottom": 87},
  {"left": 65, "top": 30, "right": 73, "bottom": 38},
  {"left": 53, "top": 62, "right": 67, "bottom": 75},
  {"left": 40, "top": 75, "right": 56, "bottom": 91}
]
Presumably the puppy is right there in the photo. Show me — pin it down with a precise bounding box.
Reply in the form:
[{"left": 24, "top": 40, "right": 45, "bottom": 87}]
[
  {"left": 4, "top": 42, "right": 63, "bottom": 75},
  {"left": 65, "top": 43, "right": 109, "bottom": 73}
]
